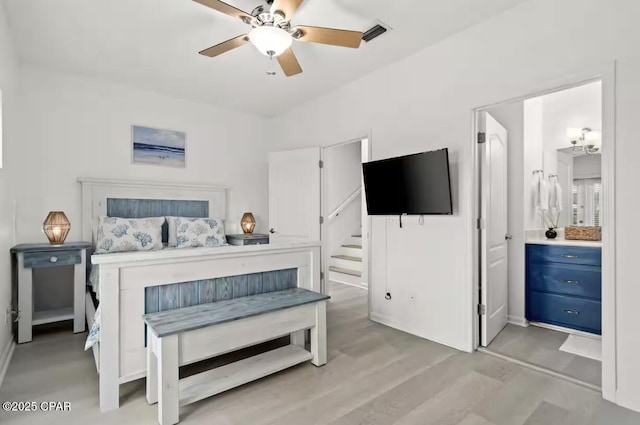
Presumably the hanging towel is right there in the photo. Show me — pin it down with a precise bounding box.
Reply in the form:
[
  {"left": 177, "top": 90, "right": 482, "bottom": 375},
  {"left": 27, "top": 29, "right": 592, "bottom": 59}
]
[
  {"left": 549, "top": 179, "right": 563, "bottom": 212},
  {"left": 538, "top": 178, "right": 549, "bottom": 211},
  {"left": 532, "top": 173, "right": 541, "bottom": 209}
]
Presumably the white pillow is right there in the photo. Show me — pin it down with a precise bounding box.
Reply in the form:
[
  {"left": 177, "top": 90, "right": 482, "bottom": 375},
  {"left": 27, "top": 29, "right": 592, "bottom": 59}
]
[
  {"left": 175, "top": 217, "right": 227, "bottom": 248},
  {"left": 95, "top": 216, "right": 165, "bottom": 254}
]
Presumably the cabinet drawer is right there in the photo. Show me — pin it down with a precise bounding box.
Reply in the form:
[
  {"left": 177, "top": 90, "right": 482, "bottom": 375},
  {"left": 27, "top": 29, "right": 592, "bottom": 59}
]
[
  {"left": 527, "top": 263, "right": 601, "bottom": 300},
  {"left": 527, "top": 244, "right": 601, "bottom": 266},
  {"left": 23, "top": 250, "right": 81, "bottom": 269},
  {"left": 527, "top": 291, "right": 601, "bottom": 334}
]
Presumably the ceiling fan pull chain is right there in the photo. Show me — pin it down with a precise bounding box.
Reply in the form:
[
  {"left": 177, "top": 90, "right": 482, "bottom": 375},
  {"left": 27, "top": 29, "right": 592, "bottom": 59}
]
[{"left": 266, "top": 51, "right": 277, "bottom": 76}]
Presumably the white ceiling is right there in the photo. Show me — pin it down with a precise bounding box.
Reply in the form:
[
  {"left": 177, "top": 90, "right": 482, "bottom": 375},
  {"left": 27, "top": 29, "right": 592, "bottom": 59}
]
[{"left": 4, "top": 0, "right": 527, "bottom": 116}]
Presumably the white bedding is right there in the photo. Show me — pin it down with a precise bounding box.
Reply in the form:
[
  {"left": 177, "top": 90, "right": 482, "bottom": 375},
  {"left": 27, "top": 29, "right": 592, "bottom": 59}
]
[{"left": 85, "top": 264, "right": 101, "bottom": 350}]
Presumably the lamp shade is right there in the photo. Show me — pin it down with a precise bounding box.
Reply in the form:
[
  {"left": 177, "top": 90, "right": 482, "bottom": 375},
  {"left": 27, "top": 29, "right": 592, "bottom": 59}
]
[
  {"left": 240, "top": 212, "right": 256, "bottom": 234},
  {"left": 566, "top": 127, "right": 583, "bottom": 140},
  {"left": 43, "top": 211, "right": 70, "bottom": 244},
  {"left": 248, "top": 26, "right": 292, "bottom": 56}
]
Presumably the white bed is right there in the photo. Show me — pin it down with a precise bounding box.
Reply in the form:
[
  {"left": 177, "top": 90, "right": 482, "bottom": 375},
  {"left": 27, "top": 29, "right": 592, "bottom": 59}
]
[{"left": 78, "top": 178, "right": 321, "bottom": 413}]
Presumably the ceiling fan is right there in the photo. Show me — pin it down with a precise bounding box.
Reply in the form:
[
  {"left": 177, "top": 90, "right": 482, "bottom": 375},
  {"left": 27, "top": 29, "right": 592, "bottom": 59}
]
[{"left": 193, "top": 0, "right": 364, "bottom": 77}]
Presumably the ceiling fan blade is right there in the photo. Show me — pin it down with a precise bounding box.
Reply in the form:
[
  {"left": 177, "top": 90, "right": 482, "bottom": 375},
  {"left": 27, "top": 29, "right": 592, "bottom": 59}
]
[
  {"left": 294, "top": 25, "right": 362, "bottom": 48},
  {"left": 270, "top": 0, "right": 304, "bottom": 20},
  {"left": 199, "top": 34, "right": 249, "bottom": 57},
  {"left": 193, "top": 0, "right": 251, "bottom": 22},
  {"left": 277, "top": 48, "right": 303, "bottom": 77}
]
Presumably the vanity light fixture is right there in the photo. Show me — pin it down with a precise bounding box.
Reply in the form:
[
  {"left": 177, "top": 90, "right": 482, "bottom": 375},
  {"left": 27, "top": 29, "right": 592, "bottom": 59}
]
[{"left": 567, "top": 127, "right": 601, "bottom": 155}]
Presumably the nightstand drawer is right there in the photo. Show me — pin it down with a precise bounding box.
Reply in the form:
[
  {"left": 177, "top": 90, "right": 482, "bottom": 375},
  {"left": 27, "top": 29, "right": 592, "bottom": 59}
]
[
  {"left": 242, "top": 238, "right": 269, "bottom": 246},
  {"left": 528, "top": 263, "right": 601, "bottom": 300},
  {"left": 226, "top": 234, "right": 269, "bottom": 246},
  {"left": 23, "top": 250, "right": 81, "bottom": 269},
  {"left": 527, "top": 291, "right": 601, "bottom": 334},
  {"left": 527, "top": 244, "right": 601, "bottom": 266}
]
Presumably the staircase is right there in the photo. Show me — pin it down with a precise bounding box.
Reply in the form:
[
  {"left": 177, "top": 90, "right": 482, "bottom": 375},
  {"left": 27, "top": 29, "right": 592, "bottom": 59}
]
[{"left": 328, "top": 234, "right": 366, "bottom": 290}]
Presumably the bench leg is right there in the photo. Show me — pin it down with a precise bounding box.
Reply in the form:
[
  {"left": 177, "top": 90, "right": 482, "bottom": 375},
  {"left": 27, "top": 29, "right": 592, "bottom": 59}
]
[
  {"left": 311, "top": 301, "right": 327, "bottom": 367},
  {"left": 146, "top": 330, "right": 158, "bottom": 405},
  {"left": 157, "top": 334, "right": 179, "bottom": 425}
]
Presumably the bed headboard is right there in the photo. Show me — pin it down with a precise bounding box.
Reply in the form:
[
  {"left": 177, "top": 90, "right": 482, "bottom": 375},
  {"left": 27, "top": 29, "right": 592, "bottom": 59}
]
[{"left": 78, "top": 178, "right": 228, "bottom": 245}]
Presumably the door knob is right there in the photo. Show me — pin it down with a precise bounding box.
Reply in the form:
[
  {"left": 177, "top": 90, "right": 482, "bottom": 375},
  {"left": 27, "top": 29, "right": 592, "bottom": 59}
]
[
  {"left": 505, "top": 234, "right": 513, "bottom": 240},
  {"left": 269, "top": 228, "right": 276, "bottom": 234}
]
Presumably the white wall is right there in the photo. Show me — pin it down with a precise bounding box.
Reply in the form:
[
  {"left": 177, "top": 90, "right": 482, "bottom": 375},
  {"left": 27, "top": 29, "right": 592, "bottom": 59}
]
[
  {"left": 269, "top": 0, "right": 640, "bottom": 411},
  {"left": 541, "top": 82, "right": 602, "bottom": 175},
  {"left": 16, "top": 65, "right": 271, "bottom": 244},
  {"left": 324, "top": 141, "right": 362, "bottom": 265},
  {"left": 0, "top": 1, "right": 20, "bottom": 378},
  {"left": 524, "top": 82, "right": 602, "bottom": 229},
  {"left": 523, "top": 97, "right": 544, "bottom": 231},
  {"left": 486, "top": 102, "right": 526, "bottom": 325},
  {"left": 324, "top": 142, "right": 362, "bottom": 214}
]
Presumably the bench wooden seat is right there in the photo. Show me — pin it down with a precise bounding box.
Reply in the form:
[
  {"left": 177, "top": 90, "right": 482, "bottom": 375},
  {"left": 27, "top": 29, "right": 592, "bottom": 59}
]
[
  {"left": 143, "top": 288, "right": 329, "bottom": 425},
  {"left": 143, "top": 288, "right": 329, "bottom": 337}
]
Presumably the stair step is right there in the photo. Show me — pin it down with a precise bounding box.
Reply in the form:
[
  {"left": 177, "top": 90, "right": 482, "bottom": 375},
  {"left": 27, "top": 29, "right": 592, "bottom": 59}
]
[
  {"left": 329, "top": 266, "right": 362, "bottom": 277},
  {"left": 331, "top": 255, "right": 362, "bottom": 262},
  {"left": 342, "top": 244, "right": 362, "bottom": 249}
]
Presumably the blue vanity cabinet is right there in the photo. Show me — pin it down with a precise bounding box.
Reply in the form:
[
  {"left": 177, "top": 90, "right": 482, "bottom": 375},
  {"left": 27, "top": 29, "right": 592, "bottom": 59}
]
[{"left": 526, "top": 244, "right": 602, "bottom": 334}]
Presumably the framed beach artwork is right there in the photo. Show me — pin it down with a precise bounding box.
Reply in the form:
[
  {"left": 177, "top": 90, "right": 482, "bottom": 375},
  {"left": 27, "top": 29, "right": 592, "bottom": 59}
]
[{"left": 132, "top": 125, "right": 186, "bottom": 168}]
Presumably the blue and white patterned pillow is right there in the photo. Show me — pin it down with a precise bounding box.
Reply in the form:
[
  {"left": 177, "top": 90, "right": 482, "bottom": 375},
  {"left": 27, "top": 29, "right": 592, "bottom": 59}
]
[
  {"left": 94, "top": 216, "right": 165, "bottom": 254},
  {"left": 175, "top": 217, "right": 227, "bottom": 248}
]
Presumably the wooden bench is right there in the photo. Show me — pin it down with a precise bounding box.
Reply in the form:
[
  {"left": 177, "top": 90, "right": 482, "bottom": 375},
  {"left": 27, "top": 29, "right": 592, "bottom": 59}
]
[{"left": 142, "top": 288, "right": 330, "bottom": 425}]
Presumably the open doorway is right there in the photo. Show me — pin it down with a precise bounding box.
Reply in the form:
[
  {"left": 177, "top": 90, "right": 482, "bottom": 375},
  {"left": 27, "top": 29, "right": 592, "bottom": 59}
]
[
  {"left": 321, "top": 138, "right": 370, "bottom": 297},
  {"left": 476, "top": 80, "right": 609, "bottom": 390}
]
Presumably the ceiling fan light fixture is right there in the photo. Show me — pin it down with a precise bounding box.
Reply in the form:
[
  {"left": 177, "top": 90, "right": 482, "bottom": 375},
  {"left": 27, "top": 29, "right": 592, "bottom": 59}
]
[{"left": 249, "top": 26, "right": 292, "bottom": 56}]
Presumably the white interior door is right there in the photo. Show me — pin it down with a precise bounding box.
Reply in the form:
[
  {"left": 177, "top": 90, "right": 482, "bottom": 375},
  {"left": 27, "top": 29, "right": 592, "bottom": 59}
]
[
  {"left": 480, "top": 112, "right": 509, "bottom": 347},
  {"left": 269, "top": 147, "right": 321, "bottom": 244}
]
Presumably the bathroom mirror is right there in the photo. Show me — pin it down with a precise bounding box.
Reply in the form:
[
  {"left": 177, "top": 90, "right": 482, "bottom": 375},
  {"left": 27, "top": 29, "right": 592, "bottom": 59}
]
[{"left": 556, "top": 150, "right": 602, "bottom": 227}]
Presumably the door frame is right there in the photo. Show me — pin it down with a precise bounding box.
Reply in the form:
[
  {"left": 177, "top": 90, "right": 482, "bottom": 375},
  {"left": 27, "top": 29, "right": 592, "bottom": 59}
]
[
  {"left": 470, "top": 62, "right": 616, "bottom": 402},
  {"left": 320, "top": 135, "right": 372, "bottom": 302}
]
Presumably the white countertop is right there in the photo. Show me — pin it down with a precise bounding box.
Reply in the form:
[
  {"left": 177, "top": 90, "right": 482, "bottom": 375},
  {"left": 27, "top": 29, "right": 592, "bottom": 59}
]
[
  {"left": 92, "top": 240, "right": 322, "bottom": 265},
  {"left": 525, "top": 229, "right": 602, "bottom": 248},
  {"left": 525, "top": 237, "right": 602, "bottom": 248}
]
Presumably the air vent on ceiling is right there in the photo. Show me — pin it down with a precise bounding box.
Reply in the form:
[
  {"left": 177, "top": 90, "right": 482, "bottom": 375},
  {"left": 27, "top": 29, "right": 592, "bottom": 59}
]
[{"left": 362, "top": 23, "right": 388, "bottom": 43}]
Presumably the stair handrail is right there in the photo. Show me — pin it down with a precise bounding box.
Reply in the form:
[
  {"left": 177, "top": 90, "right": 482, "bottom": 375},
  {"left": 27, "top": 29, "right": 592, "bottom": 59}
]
[{"left": 328, "top": 187, "right": 361, "bottom": 222}]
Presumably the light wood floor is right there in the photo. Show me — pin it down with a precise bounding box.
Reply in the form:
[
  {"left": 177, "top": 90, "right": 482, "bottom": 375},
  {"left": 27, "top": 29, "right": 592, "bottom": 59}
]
[
  {"left": 485, "top": 323, "right": 602, "bottom": 388},
  {"left": 1, "top": 283, "right": 639, "bottom": 425}
]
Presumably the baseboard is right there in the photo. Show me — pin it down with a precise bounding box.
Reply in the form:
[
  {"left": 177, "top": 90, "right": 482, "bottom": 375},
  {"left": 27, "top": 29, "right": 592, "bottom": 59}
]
[
  {"left": 507, "top": 315, "right": 529, "bottom": 327},
  {"left": 0, "top": 339, "right": 15, "bottom": 389},
  {"left": 529, "top": 321, "right": 601, "bottom": 340}
]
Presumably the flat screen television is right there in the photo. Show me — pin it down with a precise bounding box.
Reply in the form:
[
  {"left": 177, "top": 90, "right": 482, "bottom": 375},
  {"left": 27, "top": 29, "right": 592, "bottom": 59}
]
[{"left": 362, "top": 148, "right": 453, "bottom": 215}]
